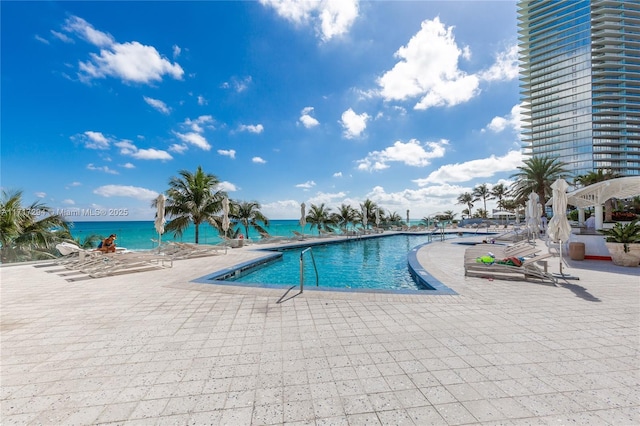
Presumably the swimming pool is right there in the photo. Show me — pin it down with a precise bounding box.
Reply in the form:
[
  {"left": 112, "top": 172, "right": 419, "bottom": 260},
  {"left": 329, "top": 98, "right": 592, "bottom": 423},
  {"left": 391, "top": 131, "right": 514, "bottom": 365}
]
[{"left": 211, "top": 234, "right": 460, "bottom": 293}]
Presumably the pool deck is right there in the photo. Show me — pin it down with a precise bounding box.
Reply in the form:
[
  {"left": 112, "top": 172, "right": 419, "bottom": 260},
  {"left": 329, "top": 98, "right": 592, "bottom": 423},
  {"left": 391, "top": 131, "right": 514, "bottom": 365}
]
[{"left": 1, "top": 233, "right": 638, "bottom": 425}]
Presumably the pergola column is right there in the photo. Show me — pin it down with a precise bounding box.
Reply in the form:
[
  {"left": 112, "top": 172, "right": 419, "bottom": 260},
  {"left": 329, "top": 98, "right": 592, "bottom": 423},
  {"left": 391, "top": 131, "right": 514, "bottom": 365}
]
[
  {"left": 578, "top": 208, "right": 585, "bottom": 226},
  {"left": 594, "top": 204, "right": 604, "bottom": 230}
]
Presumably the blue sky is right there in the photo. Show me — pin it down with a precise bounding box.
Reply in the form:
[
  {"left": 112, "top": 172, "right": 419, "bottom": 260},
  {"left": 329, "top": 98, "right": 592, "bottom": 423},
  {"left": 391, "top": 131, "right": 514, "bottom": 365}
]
[{"left": 1, "top": 1, "right": 524, "bottom": 221}]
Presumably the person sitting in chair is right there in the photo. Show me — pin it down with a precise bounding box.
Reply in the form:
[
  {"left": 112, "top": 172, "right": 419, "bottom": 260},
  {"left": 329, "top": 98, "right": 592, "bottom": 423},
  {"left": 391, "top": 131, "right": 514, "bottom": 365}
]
[
  {"left": 585, "top": 216, "right": 596, "bottom": 230},
  {"left": 97, "top": 234, "right": 117, "bottom": 253}
]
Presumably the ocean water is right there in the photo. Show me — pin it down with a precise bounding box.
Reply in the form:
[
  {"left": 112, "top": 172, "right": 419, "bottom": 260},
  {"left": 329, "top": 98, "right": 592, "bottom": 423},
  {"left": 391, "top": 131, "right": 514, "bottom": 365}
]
[
  {"left": 67, "top": 220, "right": 315, "bottom": 251},
  {"left": 66, "top": 219, "right": 427, "bottom": 251}
]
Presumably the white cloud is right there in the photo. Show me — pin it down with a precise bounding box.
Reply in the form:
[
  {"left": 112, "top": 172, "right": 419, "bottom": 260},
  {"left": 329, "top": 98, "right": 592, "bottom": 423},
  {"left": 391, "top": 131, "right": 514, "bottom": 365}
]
[
  {"left": 296, "top": 180, "right": 316, "bottom": 190},
  {"left": 34, "top": 35, "right": 49, "bottom": 44},
  {"left": 221, "top": 76, "right": 252, "bottom": 92},
  {"left": 333, "top": 172, "right": 343, "bottom": 178},
  {"left": 252, "top": 156, "right": 266, "bottom": 164},
  {"left": 78, "top": 41, "right": 184, "bottom": 84},
  {"left": 115, "top": 140, "right": 173, "bottom": 160},
  {"left": 169, "top": 144, "right": 188, "bottom": 154},
  {"left": 173, "top": 131, "right": 211, "bottom": 151},
  {"left": 217, "top": 181, "right": 238, "bottom": 192},
  {"left": 50, "top": 30, "right": 73, "bottom": 43},
  {"left": 261, "top": 199, "right": 301, "bottom": 219},
  {"left": 143, "top": 96, "right": 170, "bottom": 114},
  {"left": 62, "top": 199, "right": 75, "bottom": 205},
  {"left": 483, "top": 103, "right": 522, "bottom": 134},
  {"left": 78, "top": 131, "right": 110, "bottom": 149},
  {"left": 63, "top": 16, "right": 114, "bottom": 47},
  {"left": 478, "top": 44, "right": 519, "bottom": 82},
  {"left": 35, "top": 192, "right": 46, "bottom": 198},
  {"left": 318, "top": 0, "right": 359, "bottom": 41},
  {"left": 122, "top": 162, "right": 135, "bottom": 169},
  {"left": 357, "top": 139, "right": 448, "bottom": 172},
  {"left": 131, "top": 148, "right": 172, "bottom": 160},
  {"left": 377, "top": 17, "right": 479, "bottom": 110},
  {"left": 183, "top": 115, "right": 214, "bottom": 133},
  {"left": 93, "top": 184, "right": 158, "bottom": 200},
  {"left": 306, "top": 191, "right": 348, "bottom": 206},
  {"left": 363, "top": 184, "right": 474, "bottom": 218},
  {"left": 259, "top": 0, "right": 359, "bottom": 41},
  {"left": 299, "top": 106, "right": 320, "bottom": 128},
  {"left": 197, "top": 95, "right": 207, "bottom": 106},
  {"left": 218, "top": 149, "right": 236, "bottom": 159},
  {"left": 238, "top": 124, "right": 264, "bottom": 134},
  {"left": 172, "top": 44, "right": 181, "bottom": 58},
  {"left": 87, "top": 163, "right": 119, "bottom": 175},
  {"left": 413, "top": 150, "right": 524, "bottom": 185},
  {"left": 63, "top": 15, "right": 184, "bottom": 84},
  {"left": 340, "top": 108, "right": 369, "bottom": 139}
]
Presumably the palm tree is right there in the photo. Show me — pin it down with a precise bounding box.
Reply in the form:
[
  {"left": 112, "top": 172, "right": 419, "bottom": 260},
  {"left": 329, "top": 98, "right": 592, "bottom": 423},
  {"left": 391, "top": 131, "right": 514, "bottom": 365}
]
[
  {"left": 574, "top": 169, "right": 621, "bottom": 222},
  {"left": 306, "top": 203, "right": 334, "bottom": 235},
  {"left": 386, "top": 211, "right": 404, "bottom": 227},
  {"left": 160, "top": 166, "right": 225, "bottom": 244},
  {"left": 0, "top": 190, "right": 69, "bottom": 262},
  {"left": 443, "top": 210, "right": 456, "bottom": 221},
  {"left": 457, "top": 192, "right": 475, "bottom": 219},
  {"left": 490, "top": 183, "right": 508, "bottom": 210},
  {"left": 472, "top": 184, "right": 490, "bottom": 218},
  {"left": 510, "top": 156, "right": 569, "bottom": 206},
  {"left": 64, "top": 233, "right": 103, "bottom": 249},
  {"left": 359, "top": 199, "right": 379, "bottom": 228},
  {"left": 230, "top": 200, "right": 269, "bottom": 239},
  {"left": 501, "top": 198, "right": 520, "bottom": 215},
  {"left": 331, "top": 204, "right": 357, "bottom": 231}
]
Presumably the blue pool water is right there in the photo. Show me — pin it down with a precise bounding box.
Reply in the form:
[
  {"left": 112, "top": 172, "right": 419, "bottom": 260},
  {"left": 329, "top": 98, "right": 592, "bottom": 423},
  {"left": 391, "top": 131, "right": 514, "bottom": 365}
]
[{"left": 226, "top": 234, "right": 457, "bottom": 291}]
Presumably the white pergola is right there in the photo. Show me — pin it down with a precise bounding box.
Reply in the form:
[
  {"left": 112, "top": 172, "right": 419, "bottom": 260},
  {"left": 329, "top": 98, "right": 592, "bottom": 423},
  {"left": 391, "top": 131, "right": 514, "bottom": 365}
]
[{"left": 558, "top": 177, "right": 640, "bottom": 229}]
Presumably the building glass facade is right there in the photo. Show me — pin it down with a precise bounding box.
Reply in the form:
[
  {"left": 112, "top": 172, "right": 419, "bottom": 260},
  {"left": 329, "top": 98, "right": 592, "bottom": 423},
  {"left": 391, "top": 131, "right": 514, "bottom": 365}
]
[{"left": 518, "top": 0, "right": 640, "bottom": 177}]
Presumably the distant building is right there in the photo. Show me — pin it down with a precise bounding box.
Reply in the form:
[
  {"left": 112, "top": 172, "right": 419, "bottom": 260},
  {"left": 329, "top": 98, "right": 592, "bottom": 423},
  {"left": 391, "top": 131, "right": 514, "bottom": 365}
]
[{"left": 517, "top": 0, "right": 640, "bottom": 177}]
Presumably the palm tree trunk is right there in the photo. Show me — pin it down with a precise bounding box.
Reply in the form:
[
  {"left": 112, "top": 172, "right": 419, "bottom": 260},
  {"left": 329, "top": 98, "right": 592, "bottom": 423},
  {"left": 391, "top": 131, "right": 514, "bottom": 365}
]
[
  {"left": 605, "top": 199, "right": 613, "bottom": 222},
  {"left": 195, "top": 224, "right": 199, "bottom": 244},
  {"left": 538, "top": 191, "right": 546, "bottom": 207}
]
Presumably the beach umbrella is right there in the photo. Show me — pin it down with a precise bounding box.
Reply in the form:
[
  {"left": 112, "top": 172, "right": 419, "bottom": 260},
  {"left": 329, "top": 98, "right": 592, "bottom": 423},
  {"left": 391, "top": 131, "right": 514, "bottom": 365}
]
[
  {"left": 154, "top": 194, "right": 166, "bottom": 248},
  {"left": 222, "top": 197, "right": 230, "bottom": 253},
  {"left": 375, "top": 209, "right": 380, "bottom": 228},
  {"left": 526, "top": 192, "right": 540, "bottom": 240},
  {"left": 362, "top": 206, "right": 368, "bottom": 229},
  {"left": 548, "top": 178, "right": 573, "bottom": 278},
  {"left": 406, "top": 209, "right": 410, "bottom": 226},
  {"left": 299, "top": 203, "right": 306, "bottom": 227},
  {"left": 222, "top": 197, "right": 230, "bottom": 236}
]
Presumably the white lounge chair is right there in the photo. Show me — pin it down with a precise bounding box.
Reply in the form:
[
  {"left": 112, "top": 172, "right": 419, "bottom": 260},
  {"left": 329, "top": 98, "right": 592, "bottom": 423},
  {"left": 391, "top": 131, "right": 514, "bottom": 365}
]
[
  {"left": 165, "top": 242, "right": 223, "bottom": 259},
  {"left": 56, "top": 242, "right": 82, "bottom": 256},
  {"left": 87, "top": 252, "right": 173, "bottom": 278},
  {"left": 291, "top": 230, "right": 313, "bottom": 240},
  {"left": 463, "top": 242, "right": 540, "bottom": 261},
  {"left": 257, "top": 232, "right": 286, "bottom": 244},
  {"left": 464, "top": 248, "right": 556, "bottom": 285}
]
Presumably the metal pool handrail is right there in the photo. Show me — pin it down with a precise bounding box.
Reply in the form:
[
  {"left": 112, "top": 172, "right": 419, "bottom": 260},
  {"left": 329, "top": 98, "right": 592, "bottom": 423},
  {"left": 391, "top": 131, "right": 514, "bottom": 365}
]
[{"left": 300, "top": 247, "right": 319, "bottom": 292}]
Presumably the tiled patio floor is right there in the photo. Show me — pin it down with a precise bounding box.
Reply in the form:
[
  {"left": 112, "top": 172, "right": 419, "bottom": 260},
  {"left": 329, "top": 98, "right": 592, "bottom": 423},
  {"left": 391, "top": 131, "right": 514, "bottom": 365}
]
[{"left": 1, "top": 236, "right": 638, "bottom": 425}]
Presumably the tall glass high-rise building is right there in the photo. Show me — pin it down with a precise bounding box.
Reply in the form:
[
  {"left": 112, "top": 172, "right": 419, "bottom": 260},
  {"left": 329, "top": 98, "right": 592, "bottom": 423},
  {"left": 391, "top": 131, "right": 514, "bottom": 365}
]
[{"left": 518, "top": 0, "right": 640, "bottom": 177}]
